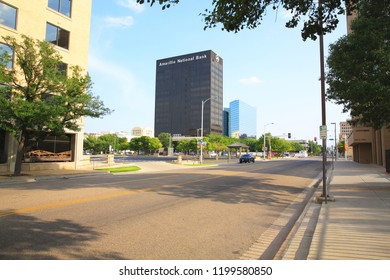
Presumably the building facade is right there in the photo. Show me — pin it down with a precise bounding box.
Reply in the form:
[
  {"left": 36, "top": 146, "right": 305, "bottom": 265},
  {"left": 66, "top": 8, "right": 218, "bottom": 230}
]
[
  {"left": 154, "top": 50, "right": 223, "bottom": 137},
  {"left": 222, "top": 108, "right": 230, "bottom": 137},
  {"left": 340, "top": 122, "right": 352, "bottom": 138},
  {"left": 339, "top": 121, "right": 353, "bottom": 158},
  {"left": 228, "top": 100, "right": 257, "bottom": 138},
  {"left": 0, "top": 0, "right": 92, "bottom": 172},
  {"left": 131, "top": 127, "right": 154, "bottom": 138}
]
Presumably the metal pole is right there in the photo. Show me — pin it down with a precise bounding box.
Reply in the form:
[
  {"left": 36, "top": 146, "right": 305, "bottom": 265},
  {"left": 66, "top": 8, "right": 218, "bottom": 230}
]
[
  {"left": 263, "top": 123, "right": 274, "bottom": 160},
  {"left": 263, "top": 132, "right": 266, "bottom": 160},
  {"left": 344, "top": 134, "right": 348, "bottom": 160},
  {"left": 334, "top": 123, "right": 337, "bottom": 160},
  {"left": 319, "top": 0, "right": 327, "bottom": 203},
  {"left": 200, "top": 98, "right": 211, "bottom": 165}
]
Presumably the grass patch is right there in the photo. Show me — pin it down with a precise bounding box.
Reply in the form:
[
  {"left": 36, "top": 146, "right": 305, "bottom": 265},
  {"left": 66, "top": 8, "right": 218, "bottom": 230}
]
[{"left": 97, "top": 166, "right": 141, "bottom": 173}]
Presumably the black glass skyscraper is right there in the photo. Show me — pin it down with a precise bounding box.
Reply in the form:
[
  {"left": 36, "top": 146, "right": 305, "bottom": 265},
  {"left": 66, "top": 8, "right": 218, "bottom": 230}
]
[{"left": 155, "top": 50, "right": 223, "bottom": 137}]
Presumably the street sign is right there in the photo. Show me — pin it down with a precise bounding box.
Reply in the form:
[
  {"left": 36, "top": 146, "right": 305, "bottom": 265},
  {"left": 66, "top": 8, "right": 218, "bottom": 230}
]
[{"left": 320, "top": 125, "right": 327, "bottom": 139}]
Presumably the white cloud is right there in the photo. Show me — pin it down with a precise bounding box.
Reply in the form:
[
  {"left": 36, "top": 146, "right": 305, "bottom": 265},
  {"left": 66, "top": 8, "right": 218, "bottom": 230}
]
[
  {"left": 104, "top": 16, "right": 134, "bottom": 28},
  {"left": 117, "top": 0, "right": 145, "bottom": 13},
  {"left": 88, "top": 53, "right": 136, "bottom": 97},
  {"left": 239, "top": 76, "right": 263, "bottom": 85},
  {"left": 87, "top": 53, "right": 154, "bottom": 132}
]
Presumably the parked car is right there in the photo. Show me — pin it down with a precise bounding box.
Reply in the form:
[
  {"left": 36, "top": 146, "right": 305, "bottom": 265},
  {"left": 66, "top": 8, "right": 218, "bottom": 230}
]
[{"left": 239, "top": 154, "right": 255, "bottom": 163}]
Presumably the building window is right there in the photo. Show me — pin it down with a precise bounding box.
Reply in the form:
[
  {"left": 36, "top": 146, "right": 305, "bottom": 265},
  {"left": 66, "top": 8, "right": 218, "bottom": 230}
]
[
  {"left": 46, "top": 22, "right": 70, "bottom": 49},
  {"left": 48, "top": 0, "right": 72, "bottom": 17},
  {"left": 0, "top": 42, "right": 13, "bottom": 68},
  {"left": 0, "top": 1, "right": 17, "bottom": 29},
  {"left": 24, "top": 134, "right": 73, "bottom": 162}
]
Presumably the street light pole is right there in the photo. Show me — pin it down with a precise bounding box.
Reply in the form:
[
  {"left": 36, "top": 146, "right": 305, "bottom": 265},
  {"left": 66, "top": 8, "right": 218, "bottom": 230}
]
[
  {"left": 200, "top": 97, "right": 211, "bottom": 165},
  {"left": 319, "top": 0, "right": 328, "bottom": 203},
  {"left": 331, "top": 122, "right": 337, "bottom": 160},
  {"left": 263, "top": 123, "right": 274, "bottom": 160}
]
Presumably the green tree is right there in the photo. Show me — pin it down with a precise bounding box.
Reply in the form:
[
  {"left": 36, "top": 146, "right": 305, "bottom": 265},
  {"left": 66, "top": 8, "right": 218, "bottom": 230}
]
[
  {"left": 290, "top": 141, "right": 305, "bottom": 152},
  {"left": 83, "top": 135, "right": 99, "bottom": 153},
  {"left": 308, "top": 140, "right": 322, "bottom": 155},
  {"left": 128, "top": 136, "right": 161, "bottom": 154},
  {"left": 158, "top": 132, "right": 171, "bottom": 148},
  {"left": 97, "top": 134, "right": 127, "bottom": 153},
  {"left": 129, "top": 137, "right": 143, "bottom": 154},
  {"left": 326, "top": 0, "right": 390, "bottom": 129},
  {"left": 0, "top": 35, "right": 111, "bottom": 175},
  {"left": 258, "top": 133, "right": 274, "bottom": 153},
  {"left": 270, "top": 137, "right": 291, "bottom": 154},
  {"left": 176, "top": 139, "right": 197, "bottom": 154},
  {"left": 206, "top": 135, "right": 232, "bottom": 152},
  {"left": 242, "top": 137, "right": 258, "bottom": 152},
  {"left": 149, "top": 137, "right": 163, "bottom": 154},
  {"left": 337, "top": 139, "right": 346, "bottom": 155},
  {"left": 137, "top": 0, "right": 359, "bottom": 40}
]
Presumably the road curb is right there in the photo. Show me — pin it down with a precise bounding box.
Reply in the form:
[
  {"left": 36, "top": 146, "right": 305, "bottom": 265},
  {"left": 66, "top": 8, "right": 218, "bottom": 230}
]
[{"left": 240, "top": 174, "right": 322, "bottom": 260}]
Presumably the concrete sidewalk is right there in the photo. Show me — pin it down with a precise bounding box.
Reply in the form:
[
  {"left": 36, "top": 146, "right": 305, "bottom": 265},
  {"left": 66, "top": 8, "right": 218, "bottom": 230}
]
[{"left": 282, "top": 160, "right": 390, "bottom": 260}]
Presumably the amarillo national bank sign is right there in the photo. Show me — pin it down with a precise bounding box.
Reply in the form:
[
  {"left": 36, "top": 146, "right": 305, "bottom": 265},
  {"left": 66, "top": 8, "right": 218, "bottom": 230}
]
[{"left": 158, "top": 53, "right": 208, "bottom": 67}]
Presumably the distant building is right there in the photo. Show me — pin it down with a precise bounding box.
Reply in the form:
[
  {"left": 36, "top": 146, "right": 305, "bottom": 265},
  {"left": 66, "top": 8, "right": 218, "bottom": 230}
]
[
  {"left": 339, "top": 122, "right": 352, "bottom": 158},
  {"left": 340, "top": 122, "right": 352, "bottom": 139},
  {"left": 0, "top": 0, "right": 92, "bottom": 172},
  {"left": 131, "top": 127, "right": 154, "bottom": 138},
  {"left": 222, "top": 108, "right": 230, "bottom": 137},
  {"left": 228, "top": 100, "right": 257, "bottom": 138},
  {"left": 154, "top": 50, "right": 223, "bottom": 137}
]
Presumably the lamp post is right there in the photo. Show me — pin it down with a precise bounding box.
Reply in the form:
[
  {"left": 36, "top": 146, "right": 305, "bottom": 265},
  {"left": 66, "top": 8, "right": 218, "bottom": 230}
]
[
  {"left": 200, "top": 97, "right": 211, "bottom": 165},
  {"left": 331, "top": 122, "right": 337, "bottom": 160},
  {"left": 263, "top": 122, "right": 274, "bottom": 160},
  {"left": 319, "top": 0, "right": 328, "bottom": 203}
]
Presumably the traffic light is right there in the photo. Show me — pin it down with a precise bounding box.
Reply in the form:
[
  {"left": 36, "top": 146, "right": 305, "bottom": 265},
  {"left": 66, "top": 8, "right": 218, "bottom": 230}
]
[
  {"left": 288, "top": 133, "right": 291, "bottom": 139},
  {"left": 314, "top": 137, "right": 317, "bottom": 142}
]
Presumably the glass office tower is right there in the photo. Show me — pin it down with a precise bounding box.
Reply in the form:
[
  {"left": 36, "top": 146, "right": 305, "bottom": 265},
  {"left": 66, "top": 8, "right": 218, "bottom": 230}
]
[
  {"left": 222, "top": 108, "right": 230, "bottom": 137},
  {"left": 155, "top": 50, "right": 223, "bottom": 137},
  {"left": 229, "top": 100, "right": 257, "bottom": 138}
]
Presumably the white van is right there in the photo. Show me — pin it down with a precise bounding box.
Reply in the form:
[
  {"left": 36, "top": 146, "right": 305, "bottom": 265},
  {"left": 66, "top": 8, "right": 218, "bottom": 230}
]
[{"left": 295, "top": 150, "right": 308, "bottom": 158}]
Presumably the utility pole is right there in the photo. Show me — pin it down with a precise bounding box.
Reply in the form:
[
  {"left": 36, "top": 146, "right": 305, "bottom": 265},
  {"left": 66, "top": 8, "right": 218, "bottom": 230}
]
[{"left": 319, "top": 0, "right": 328, "bottom": 203}]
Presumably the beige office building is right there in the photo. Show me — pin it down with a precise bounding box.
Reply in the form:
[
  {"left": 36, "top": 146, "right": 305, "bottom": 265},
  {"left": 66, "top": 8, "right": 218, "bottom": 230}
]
[
  {"left": 0, "top": 0, "right": 92, "bottom": 172},
  {"left": 346, "top": 12, "right": 390, "bottom": 168},
  {"left": 339, "top": 122, "right": 352, "bottom": 158}
]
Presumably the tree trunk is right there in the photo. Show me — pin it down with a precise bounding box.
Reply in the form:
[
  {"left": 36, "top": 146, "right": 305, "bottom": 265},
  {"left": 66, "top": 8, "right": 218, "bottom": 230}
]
[{"left": 13, "top": 139, "right": 25, "bottom": 176}]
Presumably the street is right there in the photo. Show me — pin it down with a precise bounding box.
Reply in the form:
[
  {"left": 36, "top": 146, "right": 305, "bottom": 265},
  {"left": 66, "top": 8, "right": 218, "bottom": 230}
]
[{"left": 0, "top": 159, "right": 322, "bottom": 259}]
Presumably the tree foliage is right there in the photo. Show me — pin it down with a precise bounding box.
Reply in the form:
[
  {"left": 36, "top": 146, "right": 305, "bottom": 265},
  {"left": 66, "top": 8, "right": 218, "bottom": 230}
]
[
  {"left": 128, "top": 136, "right": 162, "bottom": 154},
  {"left": 176, "top": 139, "right": 197, "bottom": 153},
  {"left": 157, "top": 132, "right": 171, "bottom": 148},
  {"left": 326, "top": 0, "right": 390, "bottom": 129},
  {"left": 0, "top": 35, "right": 112, "bottom": 175},
  {"left": 137, "top": 0, "right": 359, "bottom": 40}
]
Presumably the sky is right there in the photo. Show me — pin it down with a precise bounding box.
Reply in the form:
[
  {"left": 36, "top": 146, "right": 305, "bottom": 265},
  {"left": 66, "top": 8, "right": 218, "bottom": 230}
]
[{"left": 86, "top": 0, "right": 351, "bottom": 143}]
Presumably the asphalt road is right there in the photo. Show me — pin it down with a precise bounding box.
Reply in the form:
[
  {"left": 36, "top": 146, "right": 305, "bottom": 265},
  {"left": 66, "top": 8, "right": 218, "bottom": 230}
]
[{"left": 0, "top": 159, "right": 322, "bottom": 259}]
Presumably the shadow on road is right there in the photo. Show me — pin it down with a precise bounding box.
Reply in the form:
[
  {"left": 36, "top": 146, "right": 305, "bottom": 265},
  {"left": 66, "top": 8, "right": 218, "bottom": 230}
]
[
  {"left": 154, "top": 174, "right": 310, "bottom": 207},
  {"left": 0, "top": 213, "right": 123, "bottom": 260}
]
